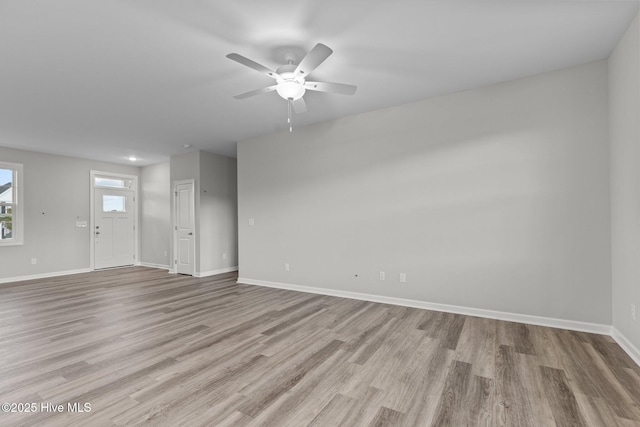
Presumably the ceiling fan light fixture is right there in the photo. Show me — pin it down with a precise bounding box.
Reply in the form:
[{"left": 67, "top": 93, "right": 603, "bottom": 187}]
[{"left": 276, "top": 80, "right": 305, "bottom": 100}]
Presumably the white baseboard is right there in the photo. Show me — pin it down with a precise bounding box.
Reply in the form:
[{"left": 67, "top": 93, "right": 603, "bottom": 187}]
[
  {"left": 0, "top": 268, "right": 92, "bottom": 285},
  {"left": 139, "top": 262, "right": 171, "bottom": 270},
  {"left": 611, "top": 328, "right": 640, "bottom": 367},
  {"left": 195, "top": 266, "right": 238, "bottom": 278},
  {"left": 237, "top": 277, "right": 613, "bottom": 336}
]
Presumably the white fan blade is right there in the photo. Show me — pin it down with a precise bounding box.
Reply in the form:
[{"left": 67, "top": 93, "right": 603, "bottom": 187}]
[
  {"left": 226, "top": 53, "right": 278, "bottom": 80},
  {"left": 304, "top": 81, "right": 357, "bottom": 95},
  {"left": 294, "top": 43, "right": 333, "bottom": 78},
  {"left": 291, "top": 97, "right": 307, "bottom": 114},
  {"left": 233, "top": 85, "right": 277, "bottom": 100}
]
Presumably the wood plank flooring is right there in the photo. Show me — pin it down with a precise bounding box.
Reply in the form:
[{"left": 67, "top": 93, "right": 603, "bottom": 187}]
[{"left": 0, "top": 267, "right": 639, "bottom": 426}]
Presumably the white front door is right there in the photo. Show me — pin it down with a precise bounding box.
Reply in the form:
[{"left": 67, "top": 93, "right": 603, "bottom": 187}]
[
  {"left": 94, "top": 188, "right": 135, "bottom": 269},
  {"left": 174, "top": 181, "right": 194, "bottom": 275}
]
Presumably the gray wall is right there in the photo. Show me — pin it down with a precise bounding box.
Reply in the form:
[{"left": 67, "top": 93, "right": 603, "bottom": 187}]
[
  {"left": 170, "top": 150, "right": 238, "bottom": 275},
  {"left": 0, "top": 146, "right": 139, "bottom": 280},
  {"left": 140, "top": 161, "right": 170, "bottom": 267},
  {"left": 0, "top": 145, "right": 236, "bottom": 279},
  {"left": 170, "top": 150, "right": 201, "bottom": 271},
  {"left": 199, "top": 151, "right": 238, "bottom": 273},
  {"left": 238, "top": 61, "right": 611, "bottom": 324},
  {"left": 609, "top": 15, "right": 640, "bottom": 350}
]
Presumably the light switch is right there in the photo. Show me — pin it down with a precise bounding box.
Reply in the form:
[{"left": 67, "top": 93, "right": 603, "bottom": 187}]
[
  {"left": 76, "top": 221, "right": 88, "bottom": 228},
  {"left": 248, "top": 218, "right": 255, "bottom": 226}
]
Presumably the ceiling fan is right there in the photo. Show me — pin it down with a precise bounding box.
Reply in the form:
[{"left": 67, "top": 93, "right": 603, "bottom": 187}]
[{"left": 226, "top": 43, "right": 357, "bottom": 132}]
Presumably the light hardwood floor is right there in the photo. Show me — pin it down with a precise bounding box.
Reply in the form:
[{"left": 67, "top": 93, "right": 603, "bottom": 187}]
[{"left": 0, "top": 267, "right": 639, "bottom": 426}]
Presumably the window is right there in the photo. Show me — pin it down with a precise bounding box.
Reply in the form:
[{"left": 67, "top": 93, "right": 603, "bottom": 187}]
[
  {"left": 95, "top": 176, "right": 132, "bottom": 189},
  {"left": 0, "top": 161, "right": 23, "bottom": 246},
  {"left": 102, "top": 195, "right": 127, "bottom": 213}
]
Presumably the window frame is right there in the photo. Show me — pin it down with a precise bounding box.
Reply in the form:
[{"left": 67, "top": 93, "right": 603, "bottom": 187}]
[
  {"left": 0, "top": 161, "right": 24, "bottom": 246},
  {"left": 94, "top": 175, "right": 133, "bottom": 189}
]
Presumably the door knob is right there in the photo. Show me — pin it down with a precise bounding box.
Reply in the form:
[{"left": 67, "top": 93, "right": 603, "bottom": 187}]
[
  {"left": 188, "top": 232, "right": 193, "bottom": 235},
  {"left": 96, "top": 231, "right": 100, "bottom": 235}
]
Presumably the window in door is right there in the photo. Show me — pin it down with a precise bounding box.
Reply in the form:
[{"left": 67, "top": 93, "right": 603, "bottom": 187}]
[{"left": 102, "top": 195, "right": 127, "bottom": 212}]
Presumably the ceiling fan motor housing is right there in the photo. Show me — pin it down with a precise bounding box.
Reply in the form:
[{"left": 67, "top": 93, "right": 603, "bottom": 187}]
[{"left": 275, "top": 64, "right": 305, "bottom": 100}]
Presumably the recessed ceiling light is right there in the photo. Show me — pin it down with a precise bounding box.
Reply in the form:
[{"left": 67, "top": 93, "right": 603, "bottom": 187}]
[
  {"left": 128, "top": 156, "right": 137, "bottom": 161},
  {"left": 184, "top": 144, "right": 192, "bottom": 148}
]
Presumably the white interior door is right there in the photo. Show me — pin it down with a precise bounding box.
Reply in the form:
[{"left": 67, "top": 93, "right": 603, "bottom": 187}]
[
  {"left": 94, "top": 188, "right": 135, "bottom": 269},
  {"left": 174, "top": 181, "right": 194, "bottom": 275}
]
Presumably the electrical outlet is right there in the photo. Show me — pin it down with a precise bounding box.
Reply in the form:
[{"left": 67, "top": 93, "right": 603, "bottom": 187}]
[
  {"left": 31, "top": 258, "right": 37, "bottom": 265},
  {"left": 164, "top": 251, "right": 168, "bottom": 257},
  {"left": 632, "top": 304, "right": 636, "bottom": 321},
  {"left": 379, "top": 271, "right": 385, "bottom": 280},
  {"left": 284, "top": 263, "right": 290, "bottom": 272},
  {"left": 222, "top": 253, "right": 227, "bottom": 260},
  {"left": 399, "top": 273, "right": 407, "bottom": 283}
]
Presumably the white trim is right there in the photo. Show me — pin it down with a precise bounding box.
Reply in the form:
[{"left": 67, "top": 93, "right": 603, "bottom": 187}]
[
  {"left": 172, "top": 179, "right": 196, "bottom": 276},
  {"left": 195, "top": 266, "right": 239, "bottom": 278},
  {"left": 237, "top": 278, "right": 613, "bottom": 335},
  {"left": 0, "top": 161, "right": 24, "bottom": 246},
  {"left": 90, "top": 170, "right": 139, "bottom": 271},
  {"left": 0, "top": 268, "right": 91, "bottom": 285},
  {"left": 139, "top": 262, "right": 171, "bottom": 270},
  {"left": 611, "top": 328, "right": 640, "bottom": 367}
]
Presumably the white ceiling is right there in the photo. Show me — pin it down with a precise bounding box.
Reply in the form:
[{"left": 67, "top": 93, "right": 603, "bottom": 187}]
[{"left": 0, "top": 1, "right": 637, "bottom": 166}]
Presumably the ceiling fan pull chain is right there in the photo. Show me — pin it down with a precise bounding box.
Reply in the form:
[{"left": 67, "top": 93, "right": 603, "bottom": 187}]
[{"left": 288, "top": 99, "right": 293, "bottom": 132}]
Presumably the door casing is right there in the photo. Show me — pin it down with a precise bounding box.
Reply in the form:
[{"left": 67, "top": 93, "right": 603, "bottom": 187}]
[
  {"left": 172, "top": 179, "right": 195, "bottom": 275},
  {"left": 90, "top": 171, "right": 139, "bottom": 270}
]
